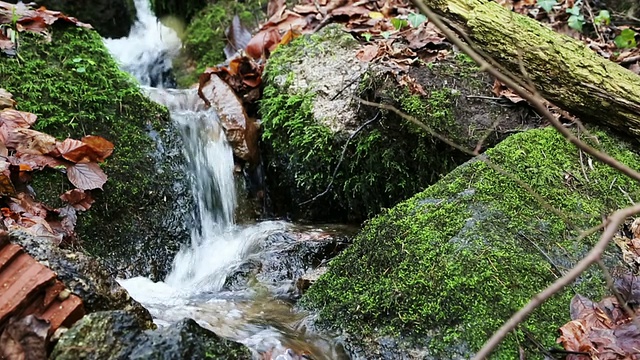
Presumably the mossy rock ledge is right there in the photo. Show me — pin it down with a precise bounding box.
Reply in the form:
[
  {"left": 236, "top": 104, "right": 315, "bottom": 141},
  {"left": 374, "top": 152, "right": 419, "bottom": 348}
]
[
  {"left": 173, "top": 0, "right": 266, "bottom": 87},
  {"left": 301, "top": 127, "right": 639, "bottom": 359},
  {"left": 259, "top": 25, "right": 537, "bottom": 222},
  {"left": 0, "top": 24, "right": 194, "bottom": 278},
  {"left": 51, "top": 311, "right": 253, "bottom": 359}
]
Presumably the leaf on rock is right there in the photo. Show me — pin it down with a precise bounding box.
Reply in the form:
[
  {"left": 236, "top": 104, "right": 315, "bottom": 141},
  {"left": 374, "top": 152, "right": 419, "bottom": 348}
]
[
  {"left": 60, "top": 188, "right": 95, "bottom": 211},
  {"left": 66, "top": 162, "right": 107, "bottom": 190},
  {"left": 246, "top": 27, "right": 282, "bottom": 59},
  {"left": 0, "top": 315, "right": 50, "bottom": 360},
  {"left": 57, "top": 138, "right": 93, "bottom": 163},
  {"left": 81, "top": 135, "right": 114, "bottom": 161},
  {"left": 0, "top": 89, "right": 16, "bottom": 110},
  {"left": 9, "top": 128, "right": 57, "bottom": 155},
  {"left": 267, "top": 0, "right": 286, "bottom": 19},
  {"left": 224, "top": 15, "right": 253, "bottom": 60}
]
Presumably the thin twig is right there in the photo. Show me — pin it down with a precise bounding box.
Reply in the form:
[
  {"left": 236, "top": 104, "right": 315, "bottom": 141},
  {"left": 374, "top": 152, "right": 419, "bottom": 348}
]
[
  {"left": 298, "top": 111, "right": 381, "bottom": 206},
  {"left": 357, "top": 97, "right": 581, "bottom": 229},
  {"left": 474, "top": 204, "right": 640, "bottom": 359}
]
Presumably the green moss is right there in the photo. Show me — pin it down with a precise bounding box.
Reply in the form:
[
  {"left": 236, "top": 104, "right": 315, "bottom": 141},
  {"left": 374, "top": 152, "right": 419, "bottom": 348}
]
[
  {"left": 397, "top": 88, "right": 463, "bottom": 142},
  {"left": 1, "top": 24, "right": 182, "bottom": 275},
  {"left": 301, "top": 127, "right": 639, "bottom": 358},
  {"left": 260, "top": 31, "right": 467, "bottom": 221},
  {"left": 174, "top": 0, "right": 265, "bottom": 87}
]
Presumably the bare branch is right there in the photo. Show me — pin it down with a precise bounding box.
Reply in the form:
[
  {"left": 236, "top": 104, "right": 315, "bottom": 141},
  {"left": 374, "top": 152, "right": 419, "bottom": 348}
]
[{"left": 473, "top": 203, "right": 640, "bottom": 359}]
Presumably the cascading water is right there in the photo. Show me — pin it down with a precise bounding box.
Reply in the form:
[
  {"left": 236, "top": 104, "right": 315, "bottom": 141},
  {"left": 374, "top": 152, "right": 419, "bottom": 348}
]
[{"left": 103, "top": 1, "right": 349, "bottom": 359}]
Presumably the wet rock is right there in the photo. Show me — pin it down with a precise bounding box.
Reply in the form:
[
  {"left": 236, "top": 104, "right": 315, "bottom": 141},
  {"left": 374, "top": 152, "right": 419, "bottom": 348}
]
[
  {"left": 301, "top": 127, "right": 640, "bottom": 358},
  {"left": 296, "top": 267, "right": 327, "bottom": 294},
  {"left": 260, "top": 25, "right": 538, "bottom": 222},
  {"left": 51, "top": 311, "right": 253, "bottom": 359},
  {"left": 9, "top": 229, "right": 154, "bottom": 329},
  {"left": 199, "top": 74, "right": 260, "bottom": 164},
  {"left": 224, "top": 227, "right": 352, "bottom": 297},
  {"left": 4, "top": 0, "right": 137, "bottom": 38}
]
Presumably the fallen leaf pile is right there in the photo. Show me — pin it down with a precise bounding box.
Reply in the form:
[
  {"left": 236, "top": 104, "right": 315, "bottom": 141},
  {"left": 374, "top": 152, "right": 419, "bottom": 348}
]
[
  {"left": 557, "top": 217, "right": 640, "bottom": 358},
  {"left": 200, "top": 0, "right": 452, "bottom": 114},
  {"left": 0, "top": 89, "right": 112, "bottom": 245},
  {"left": 0, "top": 1, "right": 90, "bottom": 56},
  {"left": 557, "top": 273, "right": 640, "bottom": 359}
]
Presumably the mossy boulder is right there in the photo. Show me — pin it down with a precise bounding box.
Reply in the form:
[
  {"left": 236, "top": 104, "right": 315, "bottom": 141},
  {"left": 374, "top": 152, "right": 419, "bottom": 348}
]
[
  {"left": 259, "top": 25, "right": 536, "bottom": 222},
  {"left": 51, "top": 311, "right": 253, "bottom": 359},
  {"left": 0, "top": 24, "right": 193, "bottom": 278},
  {"left": 301, "top": 127, "right": 639, "bottom": 358},
  {"left": 5, "top": 0, "right": 137, "bottom": 38},
  {"left": 173, "top": 0, "right": 266, "bottom": 87}
]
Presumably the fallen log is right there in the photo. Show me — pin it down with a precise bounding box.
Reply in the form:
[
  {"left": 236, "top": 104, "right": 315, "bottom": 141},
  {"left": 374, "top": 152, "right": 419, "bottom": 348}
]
[{"left": 419, "top": 0, "right": 640, "bottom": 135}]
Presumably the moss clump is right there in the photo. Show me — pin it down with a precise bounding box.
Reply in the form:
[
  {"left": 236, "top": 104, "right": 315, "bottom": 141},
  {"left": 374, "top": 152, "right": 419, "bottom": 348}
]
[
  {"left": 301, "top": 127, "right": 640, "bottom": 358},
  {"left": 259, "top": 29, "right": 467, "bottom": 222},
  {"left": 174, "top": 0, "right": 265, "bottom": 86},
  {"left": 0, "top": 24, "right": 187, "bottom": 277}
]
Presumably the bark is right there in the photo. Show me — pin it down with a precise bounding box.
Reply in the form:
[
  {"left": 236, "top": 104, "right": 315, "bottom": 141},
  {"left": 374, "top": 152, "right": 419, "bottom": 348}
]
[{"left": 421, "top": 0, "right": 640, "bottom": 135}]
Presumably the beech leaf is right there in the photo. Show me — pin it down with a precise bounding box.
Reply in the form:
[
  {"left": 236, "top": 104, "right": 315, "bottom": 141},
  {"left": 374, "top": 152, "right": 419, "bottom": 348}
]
[
  {"left": 57, "top": 138, "right": 94, "bottom": 163},
  {"left": 66, "top": 163, "right": 107, "bottom": 190},
  {"left": 60, "top": 188, "right": 95, "bottom": 211},
  {"left": 10, "top": 128, "right": 57, "bottom": 155},
  {"left": 81, "top": 135, "right": 114, "bottom": 161}
]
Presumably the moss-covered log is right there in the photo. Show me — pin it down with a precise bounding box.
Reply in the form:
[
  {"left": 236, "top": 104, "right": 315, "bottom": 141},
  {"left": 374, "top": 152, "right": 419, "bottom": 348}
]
[{"left": 421, "top": 0, "right": 640, "bottom": 134}]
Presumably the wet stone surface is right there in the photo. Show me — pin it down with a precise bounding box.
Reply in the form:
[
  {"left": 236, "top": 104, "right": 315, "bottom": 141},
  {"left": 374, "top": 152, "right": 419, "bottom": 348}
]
[{"left": 223, "top": 227, "right": 352, "bottom": 298}]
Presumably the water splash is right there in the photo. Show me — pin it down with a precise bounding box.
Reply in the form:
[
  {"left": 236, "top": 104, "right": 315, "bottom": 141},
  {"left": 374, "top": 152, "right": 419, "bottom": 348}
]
[
  {"left": 103, "top": 0, "right": 180, "bottom": 87},
  {"left": 105, "top": 1, "right": 348, "bottom": 358}
]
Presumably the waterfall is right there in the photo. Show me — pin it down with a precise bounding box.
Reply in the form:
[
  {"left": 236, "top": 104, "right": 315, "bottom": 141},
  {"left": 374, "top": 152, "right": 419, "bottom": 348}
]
[
  {"left": 102, "top": 2, "right": 347, "bottom": 358},
  {"left": 105, "top": 0, "right": 281, "bottom": 294}
]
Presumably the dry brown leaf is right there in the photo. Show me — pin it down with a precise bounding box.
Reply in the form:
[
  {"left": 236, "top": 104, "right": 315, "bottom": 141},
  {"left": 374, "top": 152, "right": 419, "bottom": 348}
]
[
  {"left": 9, "top": 128, "right": 57, "bottom": 155},
  {"left": 0, "top": 88, "right": 15, "bottom": 110},
  {"left": 356, "top": 44, "right": 380, "bottom": 62},
  {"left": 0, "top": 109, "right": 37, "bottom": 130},
  {"left": 60, "top": 189, "right": 95, "bottom": 211},
  {"left": 66, "top": 162, "right": 108, "bottom": 190},
  {"left": 81, "top": 135, "right": 114, "bottom": 161}
]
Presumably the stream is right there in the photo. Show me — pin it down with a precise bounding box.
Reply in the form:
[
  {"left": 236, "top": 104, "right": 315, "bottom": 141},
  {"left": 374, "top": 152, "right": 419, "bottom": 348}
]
[{"left": 103, "top": 1, "right": 350, "bottom": 358}]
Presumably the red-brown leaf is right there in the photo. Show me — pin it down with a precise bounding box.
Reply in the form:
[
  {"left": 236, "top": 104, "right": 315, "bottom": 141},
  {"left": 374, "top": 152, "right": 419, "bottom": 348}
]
[
  {"left": 66, "top": 162, "right": 107, "bottom": 190},
  {"left": 57, "top": 138, "right": 94, "bottom": 163},
  {"left": 60, "top": 189, "right": 95, "bottom": 211},
  {"left": 81, "top": 135, "right": 114, "bottom": 161},
  {"left": 246, "top": 28, "right": 282, "bottom": 59}
]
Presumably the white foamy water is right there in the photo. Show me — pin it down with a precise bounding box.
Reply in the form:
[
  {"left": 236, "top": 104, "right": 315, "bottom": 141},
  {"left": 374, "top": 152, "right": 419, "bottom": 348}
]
[
  {"left": 104, "top": 2, "right": 348, "bottom": 358},
  {"left": 103, "top": 0, "right": 181, "bottom": 87}
]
